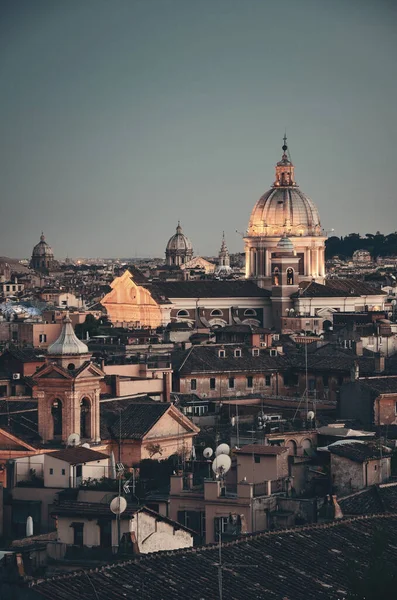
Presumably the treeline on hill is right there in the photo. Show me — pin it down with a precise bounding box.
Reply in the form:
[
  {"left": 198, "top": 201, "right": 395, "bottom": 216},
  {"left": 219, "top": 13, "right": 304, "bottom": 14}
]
[{"left": 325, "top": 232, "right": 397, "bottom": 260}]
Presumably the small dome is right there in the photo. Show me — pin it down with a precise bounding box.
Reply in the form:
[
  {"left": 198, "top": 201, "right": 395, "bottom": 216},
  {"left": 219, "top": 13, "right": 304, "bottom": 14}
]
[
  {"left": 166, "top": 222, "right": 193, "bottom": 252},
  {"left": 48, "top": 313, "right": 89, "bottom": 356},
  {"left": 32, "top": 233, "right": 54, "bottom": 258},
  {"left": 277, "top": 234, "right": 295, "bottom": 252}
]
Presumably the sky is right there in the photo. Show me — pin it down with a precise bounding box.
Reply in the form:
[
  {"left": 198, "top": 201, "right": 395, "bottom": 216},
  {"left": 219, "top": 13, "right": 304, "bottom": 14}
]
[{"left": 0, "top": 0, "right": 396, "bottom": 259}]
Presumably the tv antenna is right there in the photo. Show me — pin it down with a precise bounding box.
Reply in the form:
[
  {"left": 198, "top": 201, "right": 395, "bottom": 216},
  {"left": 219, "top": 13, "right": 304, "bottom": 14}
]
[{"left": 67, "top": 432, "right": 80, "bottom": 447}]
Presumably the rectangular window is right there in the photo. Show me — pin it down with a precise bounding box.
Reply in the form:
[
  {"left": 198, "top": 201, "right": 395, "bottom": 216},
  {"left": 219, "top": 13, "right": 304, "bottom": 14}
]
[
  {"left": 322, "top": 375, "right": 329, "bottom": 387},
  {"left": 72, "top": 523, "right": 84, "bottom": 546},
  {"left": 218, "top": 350, "right": 225, "bottom": 358},
  {"left": 234, "top": 349, "right": 241, "bottom": 358},
  {"left": 190, "top": 379, "right": 197, "bottom": 391},
  {"left": 228, "top": 377, "right": 235, "bottom": 389},
  {"left": 214, "top": 516, "right": 229, "bottom": 539},
  {"left": 39, "top": 334, "right": 47, "bottom": 343},
  {"left": 49, "top": 468, "right": 53, "bottom": 475},
  {"left": 210, "top": 378, "right": 216, "bottom": 390},
  {"left": 61, "top": 469, "right": 66, "bottom": 475},
  {"left": 252, "top": 348, "right": 259, "bottom": 357},
  {"left": 265, "top": 375, "right": 271, "bottom": 387},
  {"left": 247, "top": 376, "right": 253, "bottom": 389},
  {"left": 254, "top": 455, "right": 260, "bottom": 464},
  {"left": 309, "top": 379, "right": 316, "bottom": 391}
]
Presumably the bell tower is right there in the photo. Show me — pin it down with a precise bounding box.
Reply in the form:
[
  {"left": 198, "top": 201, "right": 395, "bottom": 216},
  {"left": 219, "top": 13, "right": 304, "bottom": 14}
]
[
  {"left": 33, "top": 313, "right": 104, "bottom": 444},
  {"left": 270, "top": 235, "right": 300, "bottom": 331}
]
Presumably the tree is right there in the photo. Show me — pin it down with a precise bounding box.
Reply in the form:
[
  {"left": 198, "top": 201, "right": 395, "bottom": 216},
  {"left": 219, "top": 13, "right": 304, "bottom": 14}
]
[{"left": 75, "top": 314, "right": 100, "bottom": 339}]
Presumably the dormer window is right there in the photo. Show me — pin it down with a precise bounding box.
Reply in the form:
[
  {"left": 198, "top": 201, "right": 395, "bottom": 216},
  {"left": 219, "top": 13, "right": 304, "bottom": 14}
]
[
  {"left": 218, "top": 349, "right": 226, "bottom": 358},
  {"left": 211, "top": 309, "right": 223, "bottom": 317},
  {"left": 252, "top": 348, "right": 259, "bottom": 357},
  {"left": 234, "top": 349, "right": 241, "bottom": 358},
  {"left": 270, "top": 349, "right": 277, "bottom": 357}
]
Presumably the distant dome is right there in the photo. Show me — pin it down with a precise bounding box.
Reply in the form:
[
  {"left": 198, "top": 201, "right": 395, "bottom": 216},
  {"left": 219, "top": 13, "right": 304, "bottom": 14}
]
[
  {"left": 166, "top": 222, "right": 193, "bottom": 252},
  {"left": 165, "top": 222, "right": 194, "bottom": 267},
  {"left": 30, "top": 232, "right": 55, "bottom": 272},
  {"left": 32, "top": 233, "right": 54, "bottom": 258},
  {"left": 48, "top": 313, "right": 89, "bottom": 356}
]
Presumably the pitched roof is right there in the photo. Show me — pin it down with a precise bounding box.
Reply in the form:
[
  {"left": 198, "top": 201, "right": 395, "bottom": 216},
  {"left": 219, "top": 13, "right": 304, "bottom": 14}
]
[
  {"left": 29, "top": 514, "right": 397, "bottom": 600},
  {"left": 100, "top": 397, "right": 170, "bottom": 440},
  {"left": 328, "top": 441, "right": 390, "bottom": 462},
  {"left": 339, "top": 482, "right": 397, "bottom": 516},
  {"left": 172, "top": 344, "right": 286, "bottom": 375},
  {"left": 235, "top": 444, "right": 288, "bottom": 456},
  {"left": 359, "top": 376, "right": 397, "bottom": 394},
  {"left": 47, "top": 447, "right": 109, "bottom": 464},
  {"left": 50, "top": 501, "right": 194, "bottom": 533},
  {"left": 291, "top": 279, "right": 386, "bottom": 298},
  {"left": 149, "top": 279, "right": 271, "bottom": 300}
]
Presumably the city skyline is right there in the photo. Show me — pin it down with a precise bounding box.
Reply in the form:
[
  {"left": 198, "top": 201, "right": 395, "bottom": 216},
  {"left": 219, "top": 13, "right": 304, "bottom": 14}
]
[{"left": 1, "top": 0, "right": 396, "bottom": 259}]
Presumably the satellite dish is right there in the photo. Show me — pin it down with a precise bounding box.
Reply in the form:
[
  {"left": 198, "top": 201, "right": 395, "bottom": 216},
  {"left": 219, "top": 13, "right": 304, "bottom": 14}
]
[
  {"left": 82, "top": 442, "right": 90, "bottom": 448},
  {"left": 110, "top": 496, "right": 127, "bottom": 515},
  {"left": 215, "top": 443, "right": 230, "bottom": 457},
  {"left": 67, "top": 433, "right": 80, "bottom": 447},
  {"left": 203, "top": 447, "right": 213, "bottom": 459},
  {"left": 212, "top": 454, "right": 231, "bottom": 476},
  {"left": 307, "top": 411, "right": 315, "bottom": 421}
]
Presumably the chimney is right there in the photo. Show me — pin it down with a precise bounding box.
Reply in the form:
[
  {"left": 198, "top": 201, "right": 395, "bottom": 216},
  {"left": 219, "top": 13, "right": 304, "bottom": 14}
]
[
  {"left": 374, "top": 352, "right": 385, "bottom": 374},
  {"left": 332, "top": 495, "right": 343, "bottom": 520},
  {"left": 354, "top": 340, "right": 363, "bottom": 356},
  {"left": 351, "top": 361, "right": 359, "bottom": 382}
]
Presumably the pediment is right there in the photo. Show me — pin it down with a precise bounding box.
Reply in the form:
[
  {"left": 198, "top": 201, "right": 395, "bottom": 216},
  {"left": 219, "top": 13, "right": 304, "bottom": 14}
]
[
  {"left": 315, "top": 306, "right": 338, "bottom": 316},
  {"left": 33, "top": 364, "right": 72, "bottom": 380},
  {"left": 39, "top": 370, "right": 71, "bottom": 379},
  {"left": 75, "top": 364, "right": 104, "bottom": 379}
]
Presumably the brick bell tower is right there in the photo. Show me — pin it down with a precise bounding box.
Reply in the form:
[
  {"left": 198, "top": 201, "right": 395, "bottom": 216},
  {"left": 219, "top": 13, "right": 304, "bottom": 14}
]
[
  {"left": 270, "top": 235, "right": 300, "bottom": 331},
  {"left": 33, "top": 313, "right": 104, "bottom": 444}
]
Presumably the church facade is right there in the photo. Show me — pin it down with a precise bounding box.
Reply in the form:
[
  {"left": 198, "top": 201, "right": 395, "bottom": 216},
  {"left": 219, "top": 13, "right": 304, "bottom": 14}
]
[{"left": 101, "top": 138, "right": 386, "bottom": 332}]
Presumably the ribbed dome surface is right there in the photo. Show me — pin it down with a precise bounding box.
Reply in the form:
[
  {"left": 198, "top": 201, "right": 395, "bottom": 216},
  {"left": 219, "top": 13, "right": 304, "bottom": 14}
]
[
  {"left": 248, "top": 187, "right": 321, "bottom": 237},
  {"left": 48, "top": 314, "right": 89, "bottom": 356},
  {"left": 166, "top": 223, "right": 193, "bottom": 252},
  {"left": 32, "top": 233, "right": 54, "bottom": 258}
]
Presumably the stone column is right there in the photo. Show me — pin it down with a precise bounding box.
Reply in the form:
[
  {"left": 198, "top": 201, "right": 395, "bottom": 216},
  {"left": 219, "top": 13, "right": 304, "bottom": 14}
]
[{"left": 315, "top": 248, "right": 319, "bottom": 277}]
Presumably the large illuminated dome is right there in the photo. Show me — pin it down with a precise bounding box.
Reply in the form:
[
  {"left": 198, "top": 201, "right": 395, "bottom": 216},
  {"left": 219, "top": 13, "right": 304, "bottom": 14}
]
[
  {"left": 244, "top": 137, "right": 326, "bottom": 288},
  {"left": 248, "top": 138, "right": 322, "bottom": 237}
]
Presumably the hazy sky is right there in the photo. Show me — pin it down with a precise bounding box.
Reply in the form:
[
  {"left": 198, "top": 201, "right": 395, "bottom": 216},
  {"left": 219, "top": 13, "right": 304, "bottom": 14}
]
[{"left": 1, "top": 0, "right": 396, "bottom": 259}]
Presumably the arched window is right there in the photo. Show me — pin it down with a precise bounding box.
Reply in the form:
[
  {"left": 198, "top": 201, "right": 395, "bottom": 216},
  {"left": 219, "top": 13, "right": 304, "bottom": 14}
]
[
  {"left": 244, "top": 309, "right": 257, "bottom": 317},
  {"left": 286, "top": 268, "right": 294, "bottom": 285},
  {"left": 211, "top": 309, "right": 223, "bottom": 317},
  {"left": 80, "top": 398, "right": 91, "bottom": 439},
  {"left": 302, "top": 439, "right": 312, "bottom": 455},
  {"left": 177, "top": 310, "right": 189, "bottom": 317},
  {"left": 286, "top": 440, "right": 297, "bottom": 456},
  {"left": 51, "top": 399, "right": 62, "bottom": 438},
  {"left": 273, "top": 268, "right": 280, "bottom": 286}
]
